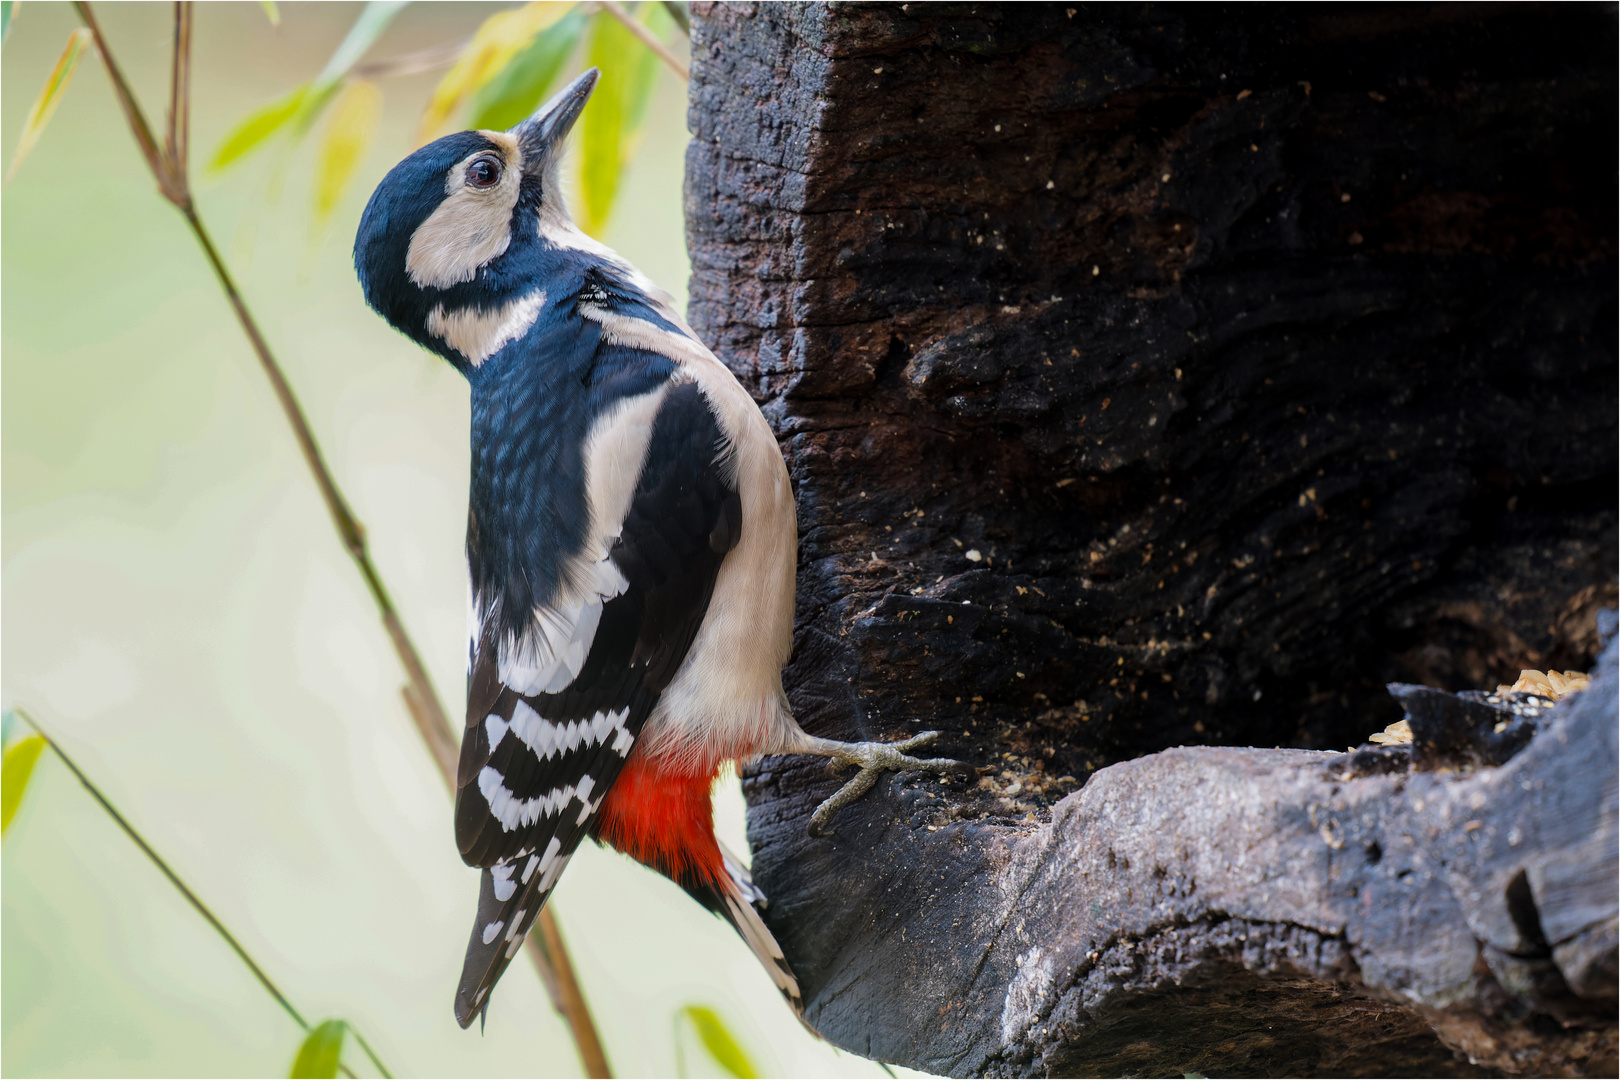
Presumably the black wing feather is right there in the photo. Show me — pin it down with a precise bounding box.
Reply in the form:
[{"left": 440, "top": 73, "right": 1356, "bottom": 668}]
[{"left": 452, "top": 379, "right": 741, "bottom": 1027}]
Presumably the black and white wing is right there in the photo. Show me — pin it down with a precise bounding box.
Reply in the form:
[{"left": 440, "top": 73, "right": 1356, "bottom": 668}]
[{"left": 452, "top": 380, "right": 742, "bottom": 1027}]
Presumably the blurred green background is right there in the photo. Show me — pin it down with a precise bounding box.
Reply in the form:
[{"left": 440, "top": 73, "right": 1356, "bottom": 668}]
[{"left": 1, "top": 4, "right": 922, "bottom": 1076}]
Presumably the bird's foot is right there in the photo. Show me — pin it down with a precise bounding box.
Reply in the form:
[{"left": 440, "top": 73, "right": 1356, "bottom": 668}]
[{"left": 801, "top": 731, "right": 961, "bottom": 836}]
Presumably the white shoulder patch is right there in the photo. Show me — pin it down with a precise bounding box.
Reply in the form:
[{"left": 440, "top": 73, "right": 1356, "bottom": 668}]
[{"left": 583, "top": 384, "right": 670, "bottom": 543}]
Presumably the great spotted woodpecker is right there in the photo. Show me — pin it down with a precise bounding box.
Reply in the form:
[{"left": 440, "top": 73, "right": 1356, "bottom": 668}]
[{"left": 353, "top": 69, "right": 957, "bottom": 1028}]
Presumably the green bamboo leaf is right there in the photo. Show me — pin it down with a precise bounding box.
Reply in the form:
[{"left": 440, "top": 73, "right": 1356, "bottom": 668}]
[
  {"left": 6, "top": 26, "right": 91, "bottom": 183},
  {"left": 678, "top": 1005, "right": 758, "bottom": 1079},
  {"left": 2, "top": 734, "right": 47, "bottom": 835},
  {"left": 259, "top": 1, "right": 281, "bottom": 27},
  {"left": 291, "top": 0, "right": 407, "bottom": 138},
  {"left": 313, "top": 79, "right": 382, "bottom": 223},
  {"left": 310, "top": 1, "right": 408, "bottom": 90},
  {"left": 415, "top": 2, "right": 570, "bottom": 144},
  {"left": 468, "top": 5, "right": 588, "bottom": 132},
  {"left": 622, "top": 2, "right": 668, "bottom": 133},
  {"left": 208, "top": 83, "right": 307, "bottom": 173},
  {"left": 289, "top": 1019, "right": 347, "bottom": 1079},
  {"left": 578, "top": 11, "right": 625, "bottom": 235},
  {"left": 209, "top": 1, "right": 404, "bottom": 173},
  {"left": 2, "top": 1, "right": 20, "bottom": 46}
]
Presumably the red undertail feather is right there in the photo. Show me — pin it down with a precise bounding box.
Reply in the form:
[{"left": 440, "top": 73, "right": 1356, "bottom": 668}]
[
  {"left": 598, "top": 754, "right": 805, "bottom": 1011},
  {"left": 596, "top": 757, "right": 727, "bottom": 891}
]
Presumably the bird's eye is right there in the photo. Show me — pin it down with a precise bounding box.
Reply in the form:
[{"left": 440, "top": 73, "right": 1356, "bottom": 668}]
[{"left": 467, "top": 157, "right": 502, "bottom": 189}]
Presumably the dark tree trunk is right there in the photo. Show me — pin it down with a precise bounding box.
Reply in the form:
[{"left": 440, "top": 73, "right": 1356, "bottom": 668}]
[{"left": 682, "top": 4, "right": 1618, "bottom": 1075}]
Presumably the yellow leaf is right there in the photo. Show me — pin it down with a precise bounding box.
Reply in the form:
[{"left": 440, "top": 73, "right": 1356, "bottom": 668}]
[
  {"left": 469, "top": 5, "right": 588, "bottom": 131},
  {"left": 208, "top": 83, "right": 307, "bottom": 174},
  {"left": 676, "top": 1005, "right": 758, "bottom": 1079},
  {"left": 2, "top": 734, "right": 47, "bottom": 835},
  {"left": 415, "top": 1, "right": 574, "bottom": 145},
  {"left": 314, "top": 79, "right": 383, "bottom": 223},
  {"left": 259, "top": 1, "right": 280, "bottom": 27},
  {"left": 577, "top": 4, "right": 664, "bottom": 235},
  {"left": 6, "top": 27, "right": 91, "bottom": 184}
]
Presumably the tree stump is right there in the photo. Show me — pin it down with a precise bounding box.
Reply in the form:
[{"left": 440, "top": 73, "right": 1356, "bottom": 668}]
[{"left": 682, "top": 3, "right": 1618, "bottom": 1075}]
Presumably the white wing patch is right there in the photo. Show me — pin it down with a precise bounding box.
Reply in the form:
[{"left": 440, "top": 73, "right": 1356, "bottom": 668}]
[
  {"left": 494, "top": 556, "right": 629, "bottom": 695},
  {"left": 476, "top": 838, "right": 568, "bottom": 960},
  {"left": 476, "top": 384, "right": 667, "bottom": 699}
]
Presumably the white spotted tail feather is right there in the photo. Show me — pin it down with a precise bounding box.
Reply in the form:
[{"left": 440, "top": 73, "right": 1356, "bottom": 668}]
[
  {"left": 455, "top": 836, "right": 573, "bottom": 1028},
  {"left": 716, "top": 846, "right": 801, "bottom": 1008},
  {"left": 678, "top": 844, "right": 801, "bottom": 1010}
]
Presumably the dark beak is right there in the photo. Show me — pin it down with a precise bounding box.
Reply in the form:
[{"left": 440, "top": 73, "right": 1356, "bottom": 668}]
[{"left": 512, "top": 67, "right": 599, "bottom": 170}]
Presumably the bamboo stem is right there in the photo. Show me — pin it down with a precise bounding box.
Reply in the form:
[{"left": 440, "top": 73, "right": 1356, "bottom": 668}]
[
  {"left": 535, "top": 914, "right": 613, "bottom": 1079},
  {"left": 13, "top": 707, "right": 387, "bottom": 1080},
  {"left": 163, "top": 1, "right": 190, "bottom": 197},
  {"left": 74, "top": 2, "right": 177, "bottom": 204},
  {"left": 71, "top": 5, "right": 611, "bottom": 1074}
]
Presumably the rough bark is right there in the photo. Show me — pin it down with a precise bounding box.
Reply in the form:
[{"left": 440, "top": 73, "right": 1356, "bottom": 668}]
[{"left": 682, "top": 3, "right": 1619, "bottom": 1075}]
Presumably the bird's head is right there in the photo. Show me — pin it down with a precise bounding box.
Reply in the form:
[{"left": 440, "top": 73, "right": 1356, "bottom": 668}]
[{"left": 353, "top": 68, "right": 599, "bottom": 372}]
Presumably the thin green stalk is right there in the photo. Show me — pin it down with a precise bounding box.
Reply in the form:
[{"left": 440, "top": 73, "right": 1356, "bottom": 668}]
[
  {"left": 178, "top": 202, "right": 458, "bottom": 781},
  {"left": 71, "top": 5, "right": 610, "bottom": 1074},
  {"left": 347, "top": 1024, "right": 393, "bottom": 1079},
  {"left": 12, "top": 707, "right": 390, "bottom": 1080}
]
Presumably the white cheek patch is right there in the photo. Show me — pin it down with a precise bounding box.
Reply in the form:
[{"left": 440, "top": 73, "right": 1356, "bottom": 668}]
[
  {"left": 406, "top": 144, "right": 521, "bottom": 289},
  {"left": 428, "top": 289, "right": 545, "bottom": 366}
]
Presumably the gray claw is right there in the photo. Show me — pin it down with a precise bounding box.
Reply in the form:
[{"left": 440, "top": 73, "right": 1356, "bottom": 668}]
[{"left": 807, "top": 731, "right": 963, "bottom": 836}]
